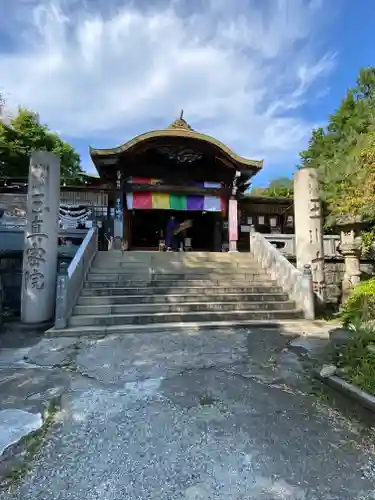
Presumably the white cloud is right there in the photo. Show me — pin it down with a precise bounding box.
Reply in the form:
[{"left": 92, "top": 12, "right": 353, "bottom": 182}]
[{"left": 0, "top": 0, "right": 336, "bottom": 175}]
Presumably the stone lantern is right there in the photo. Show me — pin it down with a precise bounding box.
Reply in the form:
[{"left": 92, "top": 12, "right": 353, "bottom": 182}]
[{"left": 336, "top": 216, "right": 363, "bottom": 302}]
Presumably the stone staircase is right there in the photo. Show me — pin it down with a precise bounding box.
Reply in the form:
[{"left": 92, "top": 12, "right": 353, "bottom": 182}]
[{"left": 57, "top": 251, "right": 303, "bottom": 335}]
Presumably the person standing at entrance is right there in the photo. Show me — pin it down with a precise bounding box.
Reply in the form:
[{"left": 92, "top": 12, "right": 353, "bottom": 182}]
[
  {"left": 97, "top": 220, "right": 106, "bottom": 251},
  {"left": 175, "top": 219, "right": 193, "bottom": 251},
  {"left": 165, "top": 216, "right": 178, "bottom": 251}
]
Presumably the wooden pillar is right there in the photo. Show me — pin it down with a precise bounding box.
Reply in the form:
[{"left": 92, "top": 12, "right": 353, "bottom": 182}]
[
  {"left": 123, "top": 183, "right": 129, "bottom": 246},
  {"left": 228, "top": 172, "right": 241, "bottom": 252},
  {"left": 113, "top": 170, "right": 123, "bottom": 239},
  {"left": 124, "top": 186, "right": 132, "bottom": 249},
  {"left": 228, "top": 198, "right": 238, "bottom": 252}
]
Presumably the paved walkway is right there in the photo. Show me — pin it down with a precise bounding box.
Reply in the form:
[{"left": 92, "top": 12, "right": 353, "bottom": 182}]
[{"left": 1, "top": 321, "right": 375, "bottom": 499}]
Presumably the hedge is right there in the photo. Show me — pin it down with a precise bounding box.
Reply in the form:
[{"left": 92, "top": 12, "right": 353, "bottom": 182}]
[{"left": 341, "top": 278, "right": 375, "bottom": 326}]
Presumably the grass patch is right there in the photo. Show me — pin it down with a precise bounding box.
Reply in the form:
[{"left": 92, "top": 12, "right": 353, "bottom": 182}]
[
  {"left": 330, "top": 278, "right": 375, "bottom": 397},
  {"left": 330, "top": 322, "right": 375, "bottom": 396},
  {"left": 341, "top": 278, "right": 375, "bottom": 327},
  {"left": 2, "top": 399, "right": 60, "bottom": 489}
]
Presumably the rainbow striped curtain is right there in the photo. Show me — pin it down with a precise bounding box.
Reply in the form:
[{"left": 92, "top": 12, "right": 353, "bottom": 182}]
[
  {"left": 126, "top": 178, "right": 225, "bottom": 212},
  {"left": 127, "top": 193, "right": 225, "bottom": 212}
]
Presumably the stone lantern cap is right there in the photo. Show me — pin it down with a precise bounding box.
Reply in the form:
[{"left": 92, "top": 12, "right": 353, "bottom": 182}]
[
  {"left": 335, "top": 215, "right": 364, "bottom": 228},
  {"left": 335, "top": 215, "right": 364, "bottom": 256}
]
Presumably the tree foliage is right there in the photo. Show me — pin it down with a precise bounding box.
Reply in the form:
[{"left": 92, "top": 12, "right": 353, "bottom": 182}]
[
  {"left": 250, "top": 177, "right": 293, "bottom": 198},
  {"left": 0, "top": 107, "right": 84, "bottom": 183},
  {"left": 298, "top": 67, "right": 375, "bottom": 224}
]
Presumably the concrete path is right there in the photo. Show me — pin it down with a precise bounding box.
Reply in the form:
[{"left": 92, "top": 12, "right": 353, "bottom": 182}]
[{"left": 1, "top": 321, "right": 375, "bottom": 499}]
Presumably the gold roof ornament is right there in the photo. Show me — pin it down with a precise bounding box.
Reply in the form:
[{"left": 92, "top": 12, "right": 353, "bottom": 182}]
[{"left": 167, "top": 109, "right": 193, "bottom": 131}]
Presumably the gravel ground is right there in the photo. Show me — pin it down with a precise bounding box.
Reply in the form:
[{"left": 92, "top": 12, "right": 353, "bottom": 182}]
[{"left": 1, "top": 325, "right": 375, "bottom": 499}]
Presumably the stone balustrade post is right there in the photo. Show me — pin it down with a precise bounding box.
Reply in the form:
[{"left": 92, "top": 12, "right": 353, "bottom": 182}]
[
  {"left": 249, "top": 224, "right": 255, "bottom": 251},
  {"left": 302, "top": 264, "right": 315, "bottom": 320},
  {"left": 55, "top": 263, "right": 69, "bottom": 329},
  {"left": 302, "top": 263, "right": 313, "bottom": 288}
]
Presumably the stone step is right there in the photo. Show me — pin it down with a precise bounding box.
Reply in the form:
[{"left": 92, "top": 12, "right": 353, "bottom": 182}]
[
  {"left": 80, "top": 285, "right": 284, "bottom": 296},
  {"left": 86, "top": 272, "right": 269, "bottom": 282},
  {"left": 83, "top": 278, "right": 278, "bottom": 288},
  {"left": 91, "top": 264, "right": 261, "bottom": 272},
  {"left": 77, "top": 292, "right": 289, "bottom": 306},
  {"left": 93, "top": 256, "right": 256, "bottom": 265},
  {"left": 95, "top": 250, "right": 252, "bottom": 258},
  {"left": 68, "top": 309, "right": 303, "bottom": 327},
  {"left": 73, "top": 300, "right": 296, "bottom": 316},
  {"left": 48, "top": 318, "right": 311, "bottom": 337}
]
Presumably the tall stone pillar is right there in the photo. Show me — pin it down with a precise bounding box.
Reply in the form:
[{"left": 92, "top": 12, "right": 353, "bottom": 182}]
[
  {"left": 294, "top": 168, "right": 325, "bottom": 302},
  {"left": 21, "top": 151, "right": 60, "bottom": 324}
]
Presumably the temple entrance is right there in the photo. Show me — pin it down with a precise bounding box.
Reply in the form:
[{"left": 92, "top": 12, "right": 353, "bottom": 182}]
[{"left": 129, "top": 210, "right": 222, "bottom": 251}]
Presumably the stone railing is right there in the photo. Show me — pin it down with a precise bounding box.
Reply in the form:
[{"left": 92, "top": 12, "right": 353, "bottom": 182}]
[
  {"left": 323, "top": 235, "right": 341, "bottom": 257},
  {"left": 250, "top": 229, "right": 315, "bottom": 319},
  {"left": 54, "top": 227, "right": 98, "bottom": 329},
  {"left": 262, "top": 234, "right": 295, "bottom": 257},
  {"left": 0, "top": 227, "right": 88, "bottom": 253},
  {"left": 263, "top": 233, "right": 340, "bottom": 259}
]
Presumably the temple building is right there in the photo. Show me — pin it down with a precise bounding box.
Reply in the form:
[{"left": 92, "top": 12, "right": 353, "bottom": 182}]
[
  {"left": 89, "top": 112, "right": 263, "bottom": 251},
  {"left": 0, "top": 113, "right": 295, "bottom": 252}
]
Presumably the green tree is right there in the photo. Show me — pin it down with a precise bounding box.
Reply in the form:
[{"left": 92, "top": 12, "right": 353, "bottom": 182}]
[
  {"left": 251, "top": 176, "right": 293, "bottom": 198},
  {"left": 0, "top": 107, "right": 84, "bottom": 183},
  {"left": 298, "top": 67, "right": 375, "bottom": 224}
]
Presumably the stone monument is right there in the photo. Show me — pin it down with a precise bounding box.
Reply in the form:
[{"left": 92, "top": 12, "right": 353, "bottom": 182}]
[
  {"left": 294, "top": 168, "right": 325, "bottom": 303},
  {"left": 21, "top": 151, "right": 60, "bottom": 324}
]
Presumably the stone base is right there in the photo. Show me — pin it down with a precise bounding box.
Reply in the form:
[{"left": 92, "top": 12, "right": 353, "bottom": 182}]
[
  {"left": 229, "top": 241, "right": 238, "bottom": 252},
  {"left": 16, "top": 320, "right": 54, "bottom": 332}
]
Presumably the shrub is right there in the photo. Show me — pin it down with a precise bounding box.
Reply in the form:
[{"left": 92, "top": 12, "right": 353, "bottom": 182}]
[
  {"left": 333, "top": 324, "right": 375, "bottom": 395},
  {"left": 340, "top": 278, "right": 375, "bottom": 326},
  {"left": 337, "top": 279, "right": 375, "bottom": 395}
]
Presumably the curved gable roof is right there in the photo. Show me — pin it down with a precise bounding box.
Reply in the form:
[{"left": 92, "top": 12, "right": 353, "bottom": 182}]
[{"left": 90, "top": 116, "right": 263, "bottom": 172}]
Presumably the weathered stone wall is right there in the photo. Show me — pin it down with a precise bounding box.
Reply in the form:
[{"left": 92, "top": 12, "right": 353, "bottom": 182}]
[
  {"left": 289, "top": 258, "right": 375, "bottom": 306},
  {"left": 324, "top": 260, "right": 375, "bottom": 303}
]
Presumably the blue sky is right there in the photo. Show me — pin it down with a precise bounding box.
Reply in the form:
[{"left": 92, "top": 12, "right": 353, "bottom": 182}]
[{"left": 0, "top": 0, "right": 373, "bottom": 187}]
